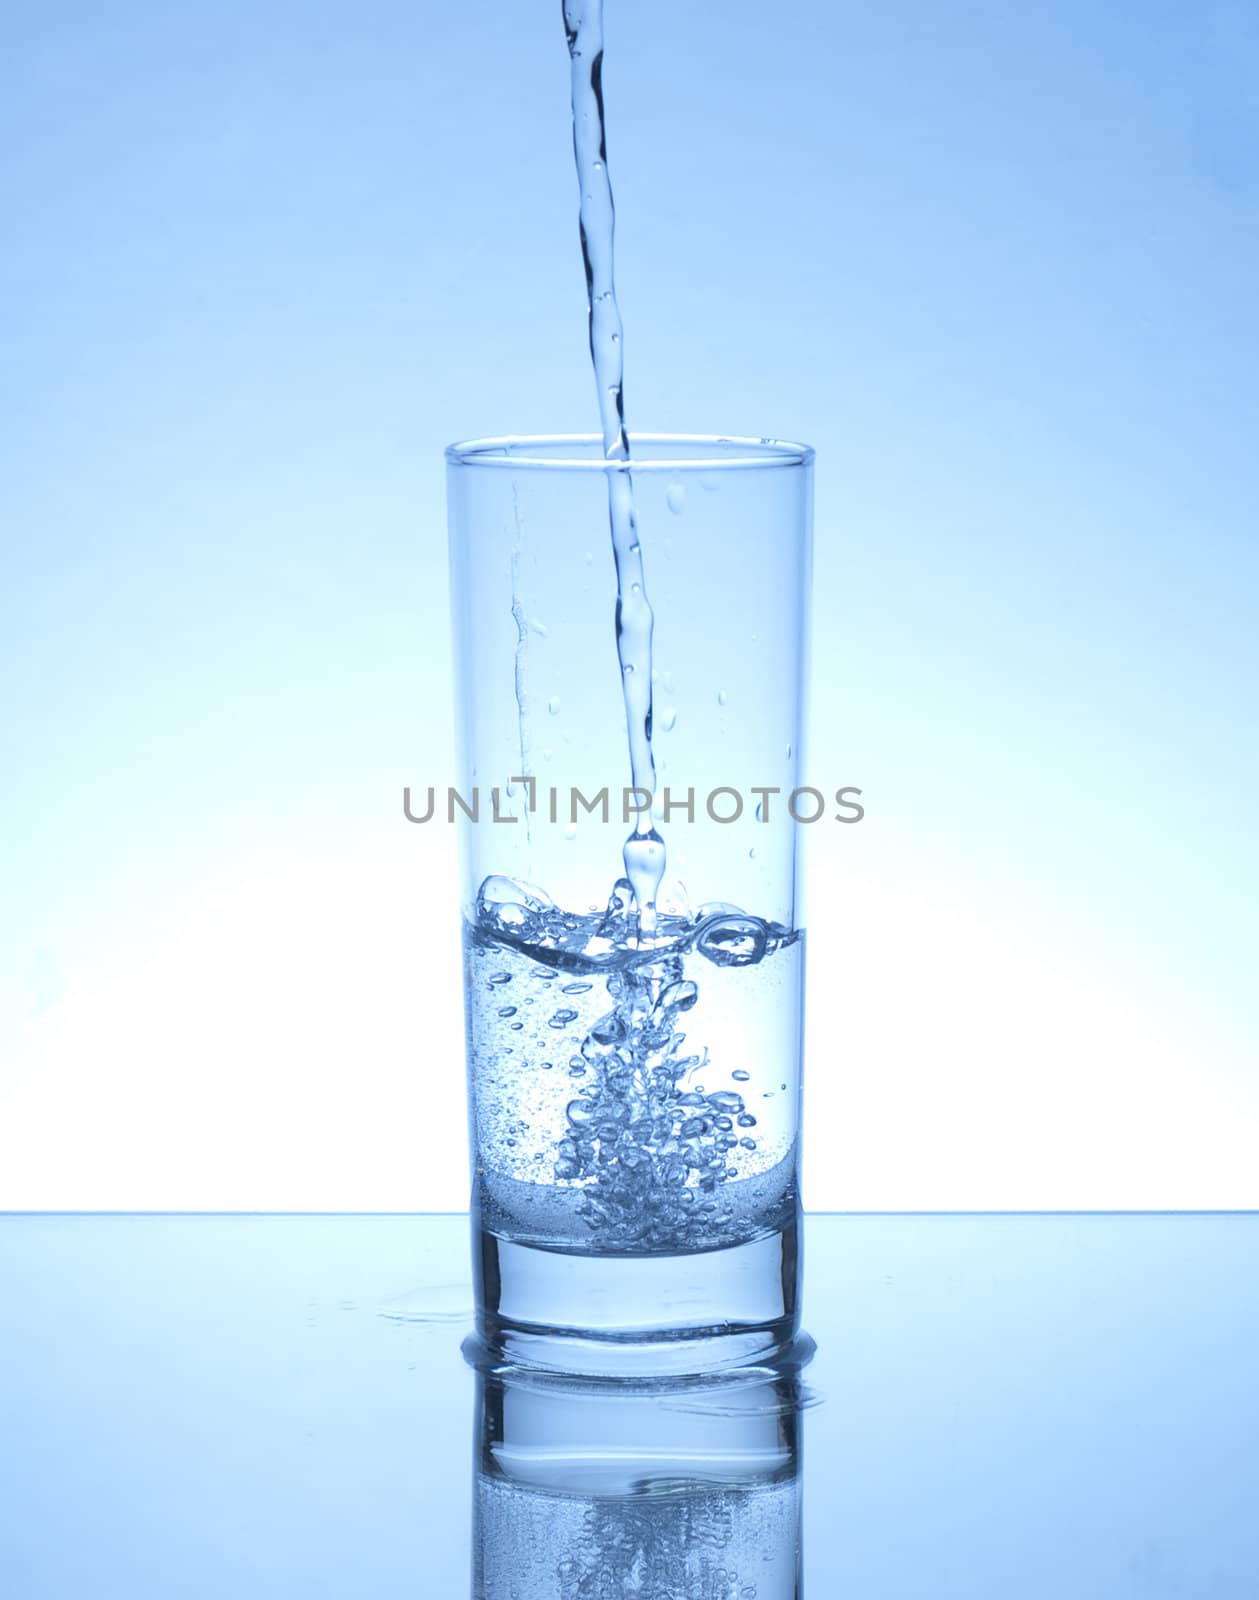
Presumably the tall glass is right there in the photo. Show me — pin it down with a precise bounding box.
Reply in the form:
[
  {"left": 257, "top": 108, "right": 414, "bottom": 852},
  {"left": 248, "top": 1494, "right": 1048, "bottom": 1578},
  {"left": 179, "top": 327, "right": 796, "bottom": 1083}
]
[{"left": 446, "top": 435, "right": 813, "bottom": 1374}]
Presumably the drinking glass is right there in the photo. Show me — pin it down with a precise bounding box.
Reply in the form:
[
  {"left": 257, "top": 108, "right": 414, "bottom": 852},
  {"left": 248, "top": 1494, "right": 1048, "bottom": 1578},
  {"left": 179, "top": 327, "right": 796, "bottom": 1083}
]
[{"left": 446, "top": 434, "right": 814, "bottom": 1373}]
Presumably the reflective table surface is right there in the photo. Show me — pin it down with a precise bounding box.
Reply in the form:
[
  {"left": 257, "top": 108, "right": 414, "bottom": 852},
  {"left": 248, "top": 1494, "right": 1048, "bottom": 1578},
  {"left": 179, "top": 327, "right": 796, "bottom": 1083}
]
[{"left": 3, "top": 1214, "right": 1257, "bottom": 1596}]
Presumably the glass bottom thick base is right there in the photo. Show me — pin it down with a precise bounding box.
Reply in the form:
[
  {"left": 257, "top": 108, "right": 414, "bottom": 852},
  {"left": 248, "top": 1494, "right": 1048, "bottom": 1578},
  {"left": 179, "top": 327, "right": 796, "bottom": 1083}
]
[{"left": 473, "top": 1215, "right": 801, "bottom": 1377}]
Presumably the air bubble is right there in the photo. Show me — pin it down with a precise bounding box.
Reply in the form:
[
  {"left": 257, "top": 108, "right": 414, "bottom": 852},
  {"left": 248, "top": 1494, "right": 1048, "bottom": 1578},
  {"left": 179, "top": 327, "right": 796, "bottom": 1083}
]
[
  {"left": 698, "top": 916, "right": 768, "bottom": 968},
  {"left": 666, "top": 483, "right": 686, "bottom": 514},
  {"left": 659, "top": 707, "right": 677, "bottom": 732}
]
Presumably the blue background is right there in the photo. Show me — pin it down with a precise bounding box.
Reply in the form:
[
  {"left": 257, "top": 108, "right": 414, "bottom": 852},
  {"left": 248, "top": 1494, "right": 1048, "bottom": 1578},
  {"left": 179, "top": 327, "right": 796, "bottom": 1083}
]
[{"left": 2, "top": 0, "right": 1257, "bottom": 1207}]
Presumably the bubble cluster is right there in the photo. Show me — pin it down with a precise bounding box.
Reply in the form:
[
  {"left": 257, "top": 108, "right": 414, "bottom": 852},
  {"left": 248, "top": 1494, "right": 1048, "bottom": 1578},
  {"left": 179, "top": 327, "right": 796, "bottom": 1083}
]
[
  {"left": 547, "top": 914, "right": 768, "bottom": 1246},
  {"left": 469, "top": 873, "right": 801, "bottom": 1249}
]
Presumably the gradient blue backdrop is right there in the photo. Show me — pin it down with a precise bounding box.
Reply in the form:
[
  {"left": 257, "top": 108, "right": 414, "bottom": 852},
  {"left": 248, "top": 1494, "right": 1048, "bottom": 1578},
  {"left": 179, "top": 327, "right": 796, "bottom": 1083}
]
[{"left": 2, "top": 0, "right": 1256, "bottom": 1207}]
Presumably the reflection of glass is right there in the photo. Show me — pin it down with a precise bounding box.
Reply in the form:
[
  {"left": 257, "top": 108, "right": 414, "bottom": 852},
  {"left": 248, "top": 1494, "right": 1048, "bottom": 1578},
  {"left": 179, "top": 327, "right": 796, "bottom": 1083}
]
[
  {"left": 469, "top": 1340, "right": 811, "bottom": 1598},
  {"left": 447, "top": 436, "right": 814, "bottom": 1374}
]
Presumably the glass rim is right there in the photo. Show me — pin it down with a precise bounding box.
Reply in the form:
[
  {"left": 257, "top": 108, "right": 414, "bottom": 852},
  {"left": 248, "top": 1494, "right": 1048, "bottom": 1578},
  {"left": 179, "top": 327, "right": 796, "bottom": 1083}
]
[{"left": 445, "top": 432, "right": 814, "bottom": 472}]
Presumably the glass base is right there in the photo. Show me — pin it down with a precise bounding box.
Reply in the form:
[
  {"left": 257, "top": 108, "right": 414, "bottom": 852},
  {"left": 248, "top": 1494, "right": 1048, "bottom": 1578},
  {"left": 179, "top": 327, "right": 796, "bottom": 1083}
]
[{"left": 473, "top": 1212, "right": 801, "bottom": 1377}]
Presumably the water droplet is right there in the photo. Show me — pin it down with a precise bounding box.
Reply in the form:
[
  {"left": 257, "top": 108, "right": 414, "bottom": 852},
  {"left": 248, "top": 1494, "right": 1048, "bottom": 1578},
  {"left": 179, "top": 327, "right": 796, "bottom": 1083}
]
[
  {"left": 717, "top": 689, "right": 728, "bottom": 706},
  {"left": 550, "top": 1008, "right": 579, "bottom": 1027},
  {"left": 497, "top": 1005, "right": 517, "bottom": 1018},
  {"left": 737, "top": 1113, "right": 758, "bottom": 1128},
  {"left": 732, "top": 1069, "right": 750, "bottom": 1082},
  {"left": 509, "top": 1022, "right": 523, "bottom": 1032},
  {"left": 562, "top": 981, "right": 592, "bottom": 994},
  {"left": 548, "top": 696, "right": 561, "bottom": 715},
  {"left": 488, "top": 972, "right": 511, "bottom": 986},
  {"left": 540, "top": 1061, "right": 554, "bottom": 1071},
  {"left": 563, "top": 823, "right": 577, "bottom": 840},
  {"left": 666, "top": 482, "right": 686, "bottom": 514},
  {"left": 659, "top": 706, "right": 677, "bottom": 733},
  {"left": 748, "top": 847, "right": 757, "bottom": 859}
]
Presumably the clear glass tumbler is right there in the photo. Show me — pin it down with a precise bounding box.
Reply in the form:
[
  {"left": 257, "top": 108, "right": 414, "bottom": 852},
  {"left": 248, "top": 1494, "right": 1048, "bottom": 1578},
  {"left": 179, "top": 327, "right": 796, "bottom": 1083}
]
[{"left": 446, "top": 434, "right": 814, "bottom": 1373}]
